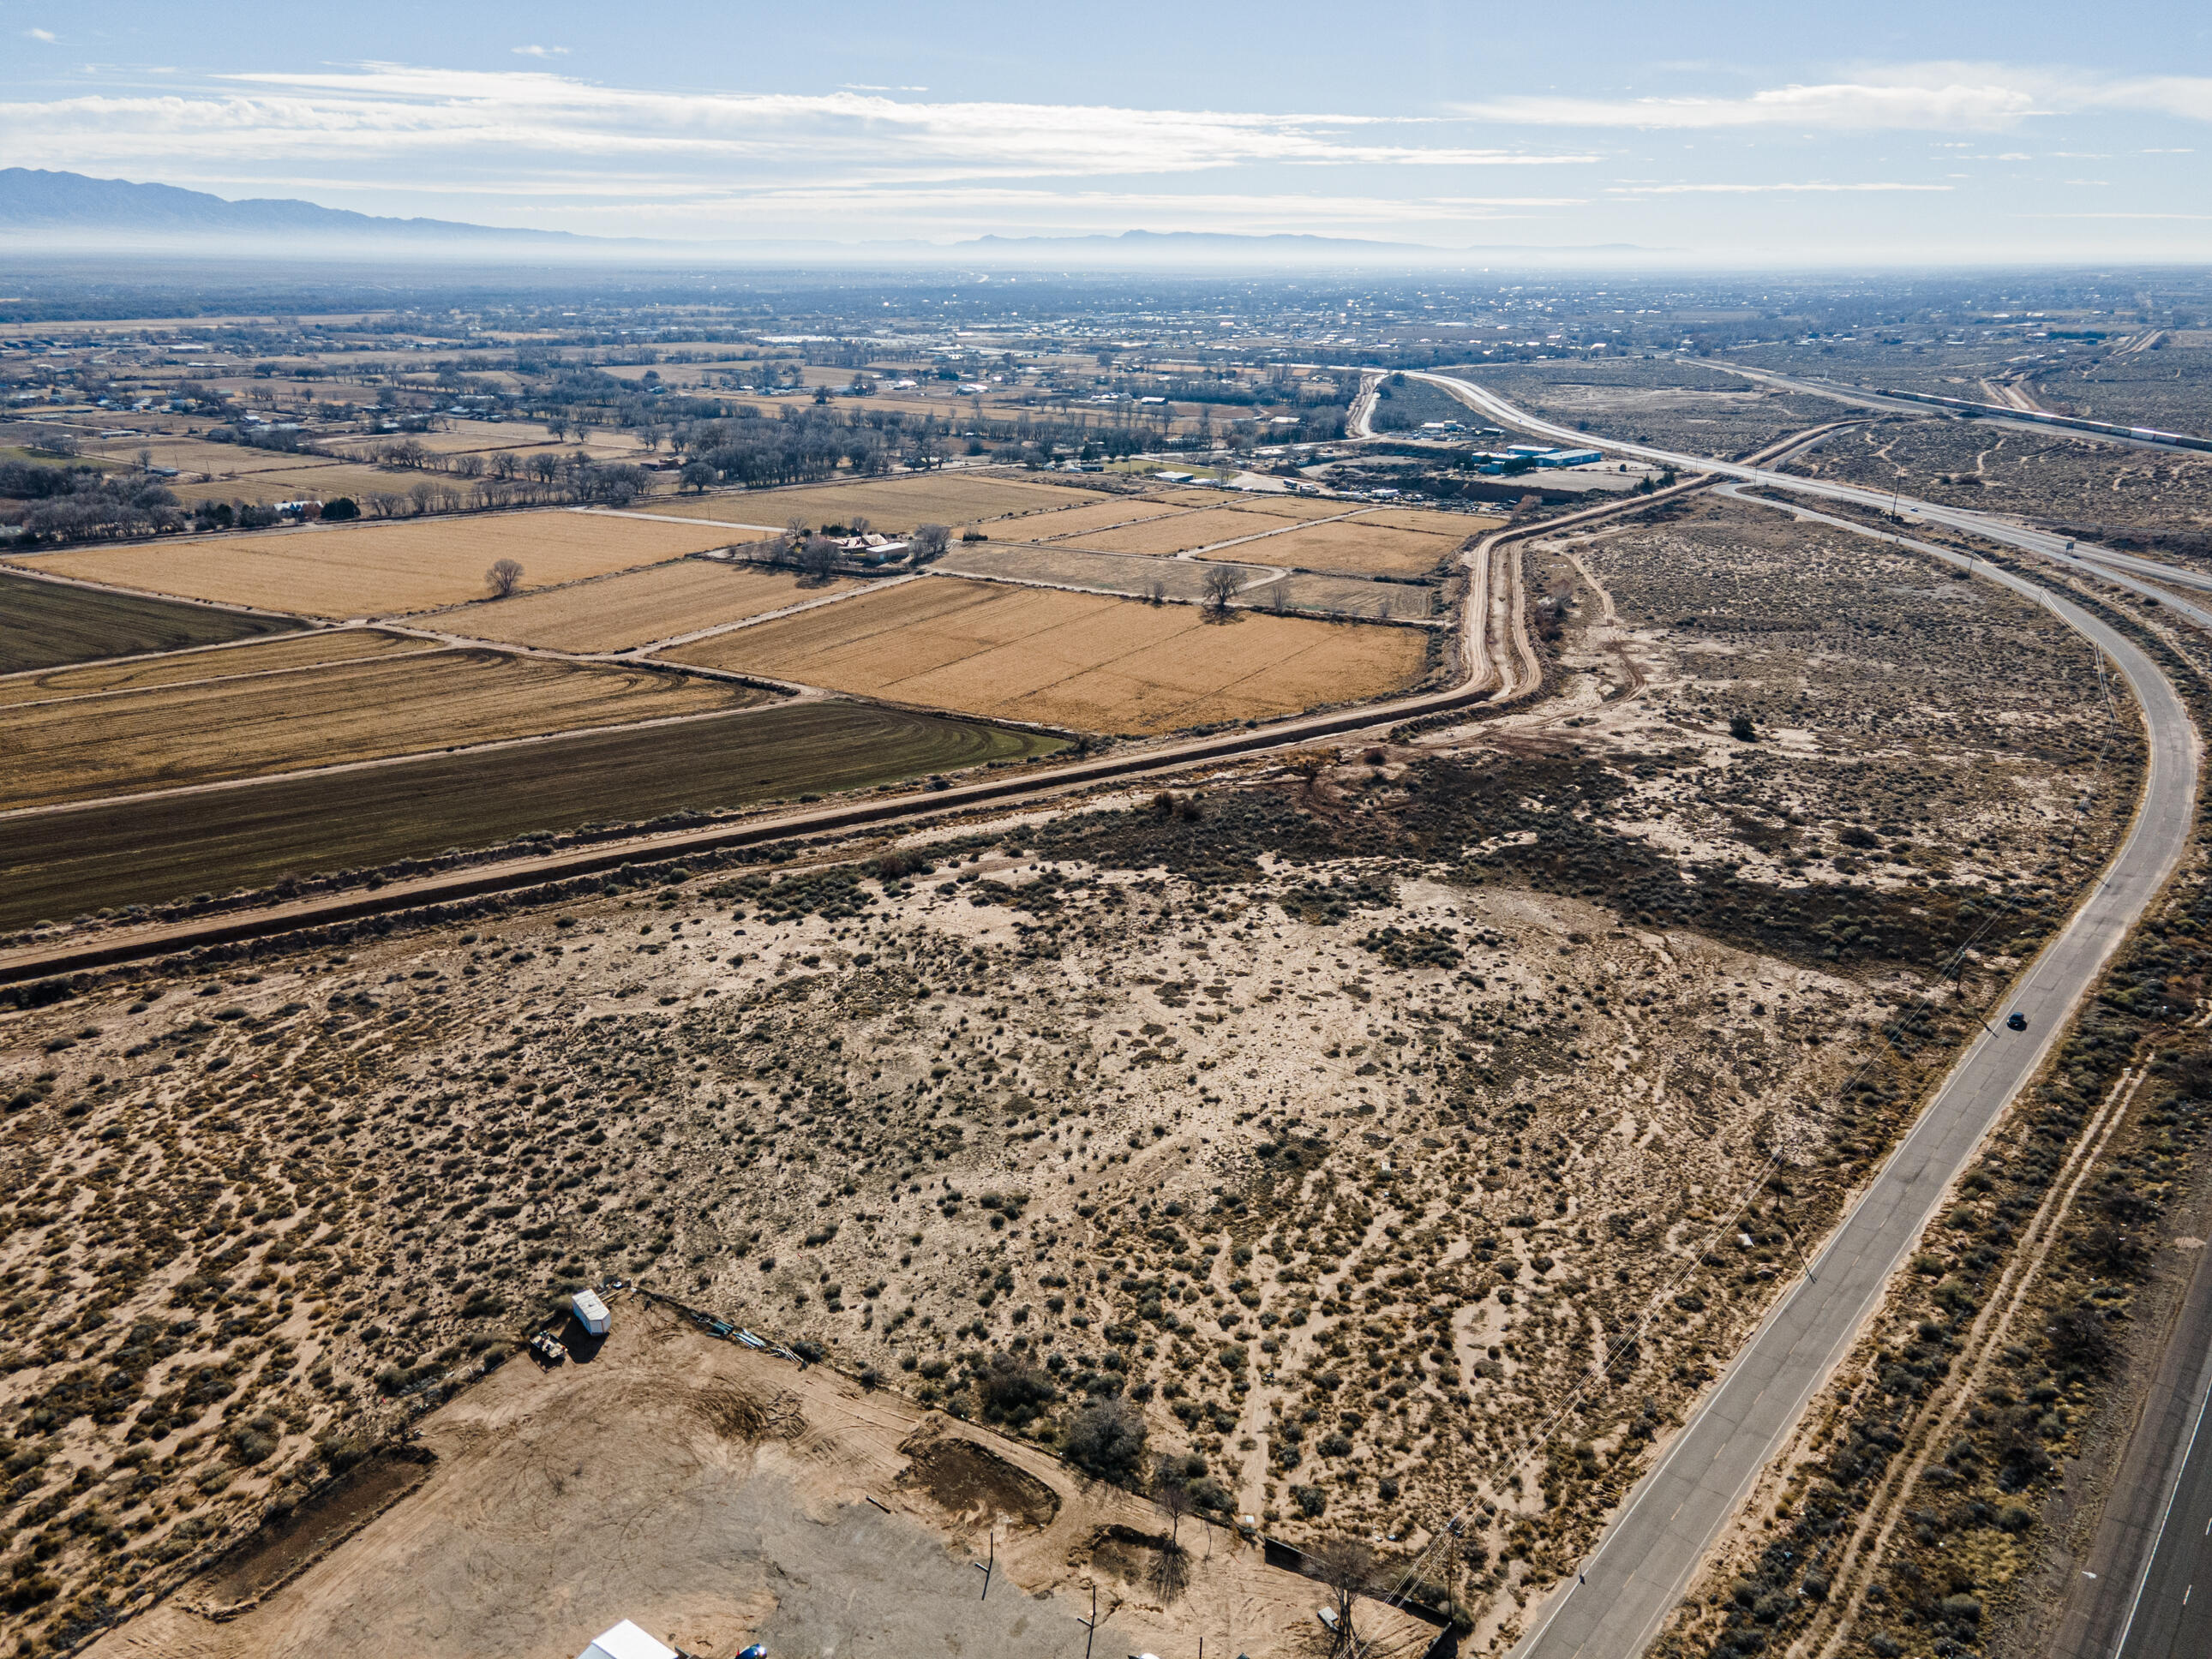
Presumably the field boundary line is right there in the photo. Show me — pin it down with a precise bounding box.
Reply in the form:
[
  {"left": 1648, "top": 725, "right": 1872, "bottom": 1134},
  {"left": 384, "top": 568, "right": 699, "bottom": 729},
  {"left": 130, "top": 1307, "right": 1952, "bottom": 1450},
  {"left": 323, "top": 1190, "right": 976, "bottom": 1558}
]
[
  {"left": 0, "top": 696, "right": 821, "bottom": 824},
  {"left": 572, "top": 505, "right": 783, "bottom": 533},
  {"left": 626, "top": 572, "right": 929, "bottom": 656}
]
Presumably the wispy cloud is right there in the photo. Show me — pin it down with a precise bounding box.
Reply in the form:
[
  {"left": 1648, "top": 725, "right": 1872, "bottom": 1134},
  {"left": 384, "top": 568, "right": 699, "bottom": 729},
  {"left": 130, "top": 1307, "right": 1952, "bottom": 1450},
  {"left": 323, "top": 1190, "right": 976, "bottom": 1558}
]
[
  {"left": 0, "top": 66, "right": 1596, "bottom": 184},
  {"left": 25, "top": 27, "right": 55, "bottom": 43},
  {"left": 511, "top": 45, "right": 568, "bottom": 58},
  {"left": 1607, "top": 181, "right": 1954, "bottom": 195},
  {"left": 1457, "top": 66, "right": 2212, "bottom": 131}
]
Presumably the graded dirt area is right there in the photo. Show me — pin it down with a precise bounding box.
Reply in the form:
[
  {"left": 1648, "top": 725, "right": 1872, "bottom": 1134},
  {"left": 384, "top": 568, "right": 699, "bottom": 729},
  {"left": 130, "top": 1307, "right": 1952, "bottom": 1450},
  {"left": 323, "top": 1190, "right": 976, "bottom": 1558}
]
[
  {"left": 431, "top": 560, "right": 860, "bottom": 653},
  {"left": 86, "top": 1298, "right": 1430, "bottom": 1659},
  {"left": 2, "top": 647, "right": 762, "bottom": 809},
  {"left": 656, "top": 574, "right": 1431, "bottom": 734},
  {"left": 10, "top": 510, "right": 742, "bottom": 617}
]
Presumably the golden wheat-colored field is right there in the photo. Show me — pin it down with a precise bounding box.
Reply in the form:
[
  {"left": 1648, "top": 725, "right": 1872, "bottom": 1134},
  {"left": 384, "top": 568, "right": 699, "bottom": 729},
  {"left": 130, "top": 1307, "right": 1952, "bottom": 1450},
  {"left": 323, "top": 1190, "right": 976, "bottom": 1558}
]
[
  {"left": 84, "top": 437, "right": 305, "bottom": 476},
  {"left": 1355, "top": 506, "right": 1506, "bottom": 535},
  {"left": 1060, "top": 505, "right": 1312, "bottom": 556},
  {"left": 1261, "top": 518, "right": 1466, "bottom": 576},
  {"left": 0, "top": 627, "right": 431, "bottom": 707},
  {"left": 13, "top": 511, "right": 739, "bottom": 618},
  {"left": 435, "top": 561, "right": 862, "bottom": 652},
  {"left": 648, "top": 474, "right": 1105, "bottom": 532},
  {"left": 656, "top": 575, "right": 1425, "bottom": 734},
  {"left": 171, "top": 464, "right": 409, "bottom": 507},
  {"left": 3, "top": 647, "right": 761, "bottom": 809},
  {"left": 998, "top": 500, "right": 1189, "bottom": 540}
]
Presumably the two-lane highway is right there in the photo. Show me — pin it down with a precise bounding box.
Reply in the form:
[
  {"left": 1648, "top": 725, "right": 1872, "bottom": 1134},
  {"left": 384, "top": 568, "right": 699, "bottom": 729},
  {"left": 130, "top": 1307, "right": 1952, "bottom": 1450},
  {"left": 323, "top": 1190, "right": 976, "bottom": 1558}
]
[{"left": 1406, "top": 378, "right": 2205, "bottom": 1659}]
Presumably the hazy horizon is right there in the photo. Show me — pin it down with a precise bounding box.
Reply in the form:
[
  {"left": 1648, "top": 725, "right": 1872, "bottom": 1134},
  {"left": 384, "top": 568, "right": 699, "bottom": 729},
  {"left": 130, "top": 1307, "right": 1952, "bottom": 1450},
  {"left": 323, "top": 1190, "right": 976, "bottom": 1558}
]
[{"left": 3, "top": 1, "right": 2209, "bottom": 267}]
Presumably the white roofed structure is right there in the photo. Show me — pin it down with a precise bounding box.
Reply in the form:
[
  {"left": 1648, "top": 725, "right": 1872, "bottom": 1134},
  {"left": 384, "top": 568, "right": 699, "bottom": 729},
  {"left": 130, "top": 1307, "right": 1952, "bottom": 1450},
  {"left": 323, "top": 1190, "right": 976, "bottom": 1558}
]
[{"left": 578, "top": 1619, "right": 676, "bottom": 1659}]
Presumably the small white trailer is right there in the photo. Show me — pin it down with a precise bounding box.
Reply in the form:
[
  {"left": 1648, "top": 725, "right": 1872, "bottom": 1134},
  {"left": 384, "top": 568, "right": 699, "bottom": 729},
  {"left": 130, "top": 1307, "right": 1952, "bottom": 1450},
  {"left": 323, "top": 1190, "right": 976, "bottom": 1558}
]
[{"left": 572, "top": 1289, "right": 612, "bottom": 1336}]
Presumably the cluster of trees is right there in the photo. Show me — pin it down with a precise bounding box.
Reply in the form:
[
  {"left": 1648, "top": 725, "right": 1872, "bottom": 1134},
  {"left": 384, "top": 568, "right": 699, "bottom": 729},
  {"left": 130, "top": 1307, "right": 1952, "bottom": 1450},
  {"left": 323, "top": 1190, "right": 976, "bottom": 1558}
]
[{"left": 0, "top": 463, "right": 183, "bottom": 543}]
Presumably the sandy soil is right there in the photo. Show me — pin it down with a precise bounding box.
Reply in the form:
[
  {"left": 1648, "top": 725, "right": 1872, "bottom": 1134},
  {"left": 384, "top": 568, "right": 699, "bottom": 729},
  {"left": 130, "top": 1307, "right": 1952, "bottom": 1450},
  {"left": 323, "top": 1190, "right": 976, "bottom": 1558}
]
[{"left": 87, "top": 1297, "right": 1427, "bottom": 1659}]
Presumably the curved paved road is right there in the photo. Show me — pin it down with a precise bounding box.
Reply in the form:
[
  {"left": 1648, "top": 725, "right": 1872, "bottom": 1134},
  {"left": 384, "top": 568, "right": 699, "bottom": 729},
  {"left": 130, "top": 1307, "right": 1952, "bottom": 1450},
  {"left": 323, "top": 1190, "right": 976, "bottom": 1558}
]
[{"left": 1406, "top": 382, "right": 2208, "bottom": 1659}]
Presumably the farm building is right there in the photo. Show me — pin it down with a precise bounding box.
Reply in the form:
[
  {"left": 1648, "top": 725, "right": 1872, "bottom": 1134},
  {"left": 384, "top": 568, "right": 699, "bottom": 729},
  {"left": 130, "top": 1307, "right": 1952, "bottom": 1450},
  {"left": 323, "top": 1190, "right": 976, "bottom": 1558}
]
[
  {"left": 578, "top": 1620, "right": 674, "bottom": 1659},
  {"left": 572, "top": 1289, "right": 612, "bottom": 1335}
]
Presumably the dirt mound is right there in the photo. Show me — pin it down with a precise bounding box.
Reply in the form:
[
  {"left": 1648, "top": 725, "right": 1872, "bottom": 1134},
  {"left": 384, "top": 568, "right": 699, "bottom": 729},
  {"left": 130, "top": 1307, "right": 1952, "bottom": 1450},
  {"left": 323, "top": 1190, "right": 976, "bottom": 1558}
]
[
  {"left": 896, "top": 1430, "right": 1060, "bottom": 1530},
  {"left": 185, "top": 1447, "right": 435, "bottom": 1619},
  {"left": 695, "top": 1382, "right": 805, "bottom": 1443}
]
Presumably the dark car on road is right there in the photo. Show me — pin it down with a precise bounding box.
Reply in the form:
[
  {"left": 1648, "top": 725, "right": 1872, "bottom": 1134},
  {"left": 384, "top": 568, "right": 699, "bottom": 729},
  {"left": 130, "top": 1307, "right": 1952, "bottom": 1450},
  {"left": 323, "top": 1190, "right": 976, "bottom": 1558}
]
[{"left": 2005, "top": 1012, "right": 2028, "bottom": 1031}]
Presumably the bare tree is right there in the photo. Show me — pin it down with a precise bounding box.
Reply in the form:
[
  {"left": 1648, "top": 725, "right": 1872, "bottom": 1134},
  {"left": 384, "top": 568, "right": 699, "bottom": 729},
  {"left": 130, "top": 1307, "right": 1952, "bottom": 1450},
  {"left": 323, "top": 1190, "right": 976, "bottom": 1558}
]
[
  {"left": 486, "top": 557, "right": 525, "bottom": 598},
  {"left": 1310, "top": 1537, "right": 1376, "bottom": 1658},
  {"left": 1202, "top": 565, "right": 1241, "bottom": 615},
  {"left": 1147, "top": 578, "right": 1167, "bottom": 607},
  {"left": 910, "top": 523, "right": 950, "bottom": 562},
  {"left": 800, "top": 533, "right": 839, "bottom": 584}
]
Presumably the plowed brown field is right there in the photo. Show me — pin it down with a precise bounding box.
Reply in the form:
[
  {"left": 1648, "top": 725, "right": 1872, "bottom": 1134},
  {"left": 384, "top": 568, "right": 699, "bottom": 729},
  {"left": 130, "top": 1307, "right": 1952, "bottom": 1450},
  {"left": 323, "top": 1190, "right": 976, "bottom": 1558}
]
[
  {"left": 4, "top": 648, "right": 761, "bottom": 809},
  {"left": 434, "top": 561, "right": 861, "bottom": 652}
]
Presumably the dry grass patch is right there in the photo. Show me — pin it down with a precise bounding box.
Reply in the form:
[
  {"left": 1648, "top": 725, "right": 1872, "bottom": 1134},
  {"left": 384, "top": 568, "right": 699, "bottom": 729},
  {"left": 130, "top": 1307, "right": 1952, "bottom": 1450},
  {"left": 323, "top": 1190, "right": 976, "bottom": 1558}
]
[
  {"left": 435, "top": 561, "right": 861, "bottom": 652},
  {"left": 83, "top": 437, "right": 305, "bottom": 476},
  {"left": 658, "top": 574, "right": 1425, "bottom": 734},
  {"left": 14, "top": 510, "right": 739, "bottom": 617},
  {"left": 1356, "top": 506, "right": 1507, "bottom": 535},
  {"left": 1062, "top": 506, "right": 1316, "bottom": 557},
  {"left": 0, "top": 626, "right": 429, "bottom": 707},
  {"left": 1262, "top": 518, "right": 1466, "bottom": 576},
  {"left": 3, "top": 647, "right": 759, "bottom": 808},
  {"left": 171, "top": 464, "right": 414, "bottom": 507},
  {"left": 650, "top": 475, "right": 1104, "bottom": 532},
  {"left": 998, "top": 500, "right": 1191, "bottom": 539}
]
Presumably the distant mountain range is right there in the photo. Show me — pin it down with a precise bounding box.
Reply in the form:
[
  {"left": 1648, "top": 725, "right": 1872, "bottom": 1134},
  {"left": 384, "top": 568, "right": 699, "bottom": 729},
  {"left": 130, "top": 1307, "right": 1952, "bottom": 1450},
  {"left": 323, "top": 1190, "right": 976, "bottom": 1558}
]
[
  {"left": 0, "top": 168, "right": 592, "bottom": 248},
  {"left": 0, "top": 169, "right": 1652, "bottom": 266}
]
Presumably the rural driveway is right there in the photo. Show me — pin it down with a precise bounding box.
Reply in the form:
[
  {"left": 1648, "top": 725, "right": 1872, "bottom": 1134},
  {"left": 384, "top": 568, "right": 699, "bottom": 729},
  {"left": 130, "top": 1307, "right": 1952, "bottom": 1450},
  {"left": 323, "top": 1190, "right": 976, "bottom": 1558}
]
[{"left": 1483, "top": 436, "right": 2203, "bottom": 1656}]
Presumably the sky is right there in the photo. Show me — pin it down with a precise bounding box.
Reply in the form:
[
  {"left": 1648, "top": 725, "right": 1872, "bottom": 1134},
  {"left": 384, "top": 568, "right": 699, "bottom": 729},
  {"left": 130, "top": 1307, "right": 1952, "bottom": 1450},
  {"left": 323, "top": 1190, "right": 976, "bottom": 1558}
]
[{"left": 3, "top": 0, "right": 2209, "bottom": 263}]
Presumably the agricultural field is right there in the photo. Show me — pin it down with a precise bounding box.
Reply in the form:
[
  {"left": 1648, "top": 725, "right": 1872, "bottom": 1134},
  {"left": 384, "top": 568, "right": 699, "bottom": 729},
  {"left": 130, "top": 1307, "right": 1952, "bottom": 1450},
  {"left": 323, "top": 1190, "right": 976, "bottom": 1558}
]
[
  {"left": 0, "top": 702, "right": 1061, "bottom": 929},
  {"left": 1263, "top": 519, "right": 1466, "bottom": 578},
  {"left": 994, "top": 498, "right": 1188, "bottom": 540},
  {"left": 0, "top": 573, "right": 299, "bottom": 674},
  {"left": 78, "top": 435, "right": 309, "bottom": 476},
  {"left": 0, "top": 489, "right": 2134, "bottom": 1654},
  {"left": 0, "top": 627, "right": 429, "bottom": 708},
  {"left": 169, "top": 463, "right": 414, "bottom": 508},
  {"left": 659, "top": 575, "right": 1430, "bottom": 734},
  {"left": 3, "top": 646, "right": 759, "bottom": 810},
  {"left": 1782, "top": 419, "right": 2212, "bottom": 550},
  {"left": 432, "top": 560, "right": 860, "bottom": 653},
  {"left": 650, "top": 473, "right": 1105, "bottom": 532},
  {"left": 9, "top": 510, "right": 743, "bottom": 617},
  {"left": 933, "top": 542, "right": 1438, "bottom": 621},
  {"left": 1061, "top": 504, "right": 1318, "bottom": 556}
]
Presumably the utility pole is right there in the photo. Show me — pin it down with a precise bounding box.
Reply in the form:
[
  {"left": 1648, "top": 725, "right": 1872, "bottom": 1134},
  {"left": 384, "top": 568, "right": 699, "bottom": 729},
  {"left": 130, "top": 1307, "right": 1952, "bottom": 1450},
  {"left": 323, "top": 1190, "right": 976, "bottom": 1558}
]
[
  {"left": 1076, "top": 1582, "right": 1100, "bottom": 1659},
  {"left": 974, "top": 1527, "right": 994, "bottom": 1600}
]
